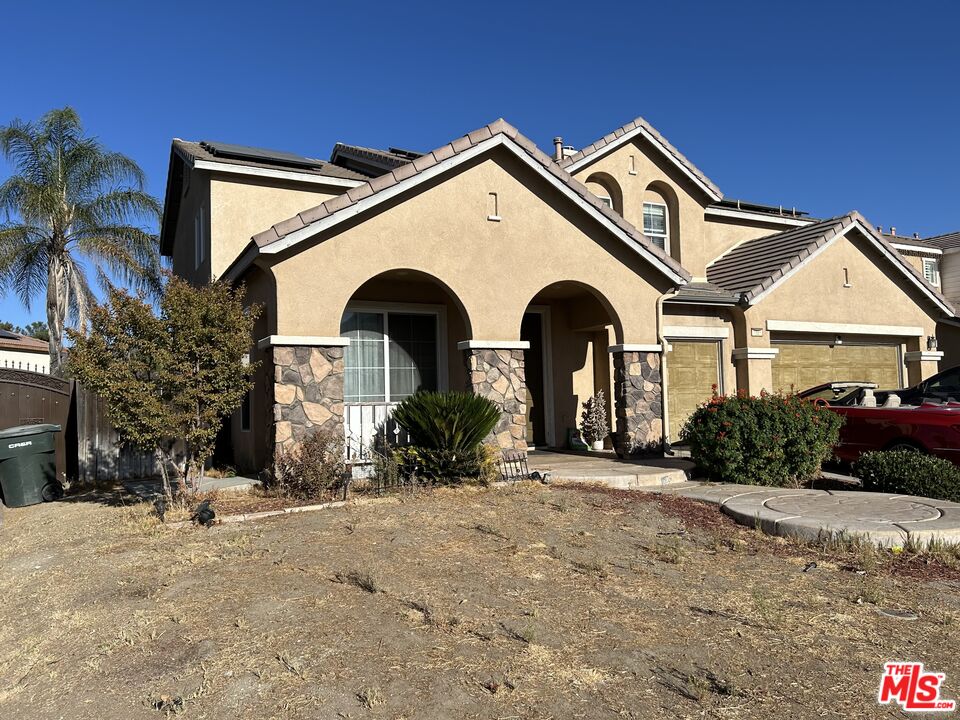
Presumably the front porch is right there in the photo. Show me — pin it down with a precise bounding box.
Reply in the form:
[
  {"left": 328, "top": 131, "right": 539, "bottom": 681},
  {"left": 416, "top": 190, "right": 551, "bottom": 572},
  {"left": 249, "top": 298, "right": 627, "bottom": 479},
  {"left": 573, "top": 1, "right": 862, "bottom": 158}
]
[{"left": 527, "top": 450, "right": 691, "bottom": 489}]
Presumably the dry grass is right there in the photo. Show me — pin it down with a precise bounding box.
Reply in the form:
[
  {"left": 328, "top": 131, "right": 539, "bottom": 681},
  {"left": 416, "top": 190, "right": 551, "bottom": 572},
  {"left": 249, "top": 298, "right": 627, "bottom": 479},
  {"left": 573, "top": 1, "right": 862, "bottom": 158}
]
[{"left": 1, "top": 481, "right": 958, "bottom": 719}]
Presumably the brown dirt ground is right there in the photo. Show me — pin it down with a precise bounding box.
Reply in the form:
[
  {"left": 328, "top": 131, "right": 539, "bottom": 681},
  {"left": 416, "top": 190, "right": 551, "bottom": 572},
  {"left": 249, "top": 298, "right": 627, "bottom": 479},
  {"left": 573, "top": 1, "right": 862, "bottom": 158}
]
[{"left": 1, "top": 482, "right": 958, "bottom": 719}]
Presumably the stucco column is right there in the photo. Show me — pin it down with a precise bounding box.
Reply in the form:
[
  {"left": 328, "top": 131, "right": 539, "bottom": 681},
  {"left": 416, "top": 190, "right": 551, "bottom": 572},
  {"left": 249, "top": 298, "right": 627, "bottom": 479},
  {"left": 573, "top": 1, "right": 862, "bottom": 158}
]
[
  {"left": 461, "top": 344, "right": 527, "bottom": 452},
  {"left": 268, "top": 344, "right": 345, "bottom": 457},
  {"left": 904, "top": 351, "right": 944, "bottom": 386},
  {"left": 732, "top": 347, "right": 778, "bottom": 395},
  {"left": 610, "top": 346, "right": 663, "bottom": 456}
]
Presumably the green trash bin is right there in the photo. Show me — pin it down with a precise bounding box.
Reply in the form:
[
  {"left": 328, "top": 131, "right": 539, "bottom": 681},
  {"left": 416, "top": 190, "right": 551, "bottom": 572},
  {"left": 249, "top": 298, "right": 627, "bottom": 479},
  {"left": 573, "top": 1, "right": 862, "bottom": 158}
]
[{"left": 0, "top": 424, "right": 64, "bottom": 508}]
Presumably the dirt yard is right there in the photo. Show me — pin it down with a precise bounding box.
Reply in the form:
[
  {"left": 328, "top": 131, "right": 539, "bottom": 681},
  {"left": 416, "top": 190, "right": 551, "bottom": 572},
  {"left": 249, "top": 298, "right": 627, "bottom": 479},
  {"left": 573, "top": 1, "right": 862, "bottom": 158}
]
[{"left": 2, "top": 482, "right": 958, "bottom": 720}]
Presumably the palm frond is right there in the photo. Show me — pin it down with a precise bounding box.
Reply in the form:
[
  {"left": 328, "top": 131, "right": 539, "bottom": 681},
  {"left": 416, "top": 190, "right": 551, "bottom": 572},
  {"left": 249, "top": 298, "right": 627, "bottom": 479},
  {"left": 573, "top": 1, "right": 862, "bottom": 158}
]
[{"left": 392, "top": 391, "right": 501, "bottom": 453}]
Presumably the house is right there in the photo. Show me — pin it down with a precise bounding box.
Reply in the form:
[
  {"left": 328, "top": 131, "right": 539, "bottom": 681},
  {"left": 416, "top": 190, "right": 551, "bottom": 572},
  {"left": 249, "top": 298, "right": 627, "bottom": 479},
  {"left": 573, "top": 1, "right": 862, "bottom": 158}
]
[
  {"left": 0, "top": 329, "right": 50, "bottom": 374},
  {"left": 159, "top": 117, "right": 955, "bottom": 473}
]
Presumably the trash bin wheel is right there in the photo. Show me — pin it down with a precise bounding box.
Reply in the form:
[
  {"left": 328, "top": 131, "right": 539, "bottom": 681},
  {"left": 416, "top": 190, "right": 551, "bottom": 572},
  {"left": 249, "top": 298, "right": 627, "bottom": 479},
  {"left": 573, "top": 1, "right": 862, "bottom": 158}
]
[{"left": 41, "top": 481, "right": 64, "bottom": 502}]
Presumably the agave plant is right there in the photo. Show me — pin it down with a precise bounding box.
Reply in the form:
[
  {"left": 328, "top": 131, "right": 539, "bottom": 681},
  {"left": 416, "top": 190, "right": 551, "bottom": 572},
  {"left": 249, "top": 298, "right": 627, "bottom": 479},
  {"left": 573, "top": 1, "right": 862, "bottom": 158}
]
[{"left": 392, "top": 390, "right": 500, "bottom": 454}]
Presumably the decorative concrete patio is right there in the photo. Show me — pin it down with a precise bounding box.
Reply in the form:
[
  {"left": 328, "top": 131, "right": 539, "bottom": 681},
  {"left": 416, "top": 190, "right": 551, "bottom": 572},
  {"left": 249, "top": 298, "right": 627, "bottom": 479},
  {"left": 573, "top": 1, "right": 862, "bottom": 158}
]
[{"left": 663, "top": 483, "right": 960, "bottom": 548}]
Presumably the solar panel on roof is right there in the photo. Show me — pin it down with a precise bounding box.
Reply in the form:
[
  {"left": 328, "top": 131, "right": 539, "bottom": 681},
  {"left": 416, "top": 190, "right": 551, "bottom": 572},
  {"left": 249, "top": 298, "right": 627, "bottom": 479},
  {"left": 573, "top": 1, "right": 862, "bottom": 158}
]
[
  {"left": 199, "top": 141, "right": 323, "bottom": 170},
  {"left": 0, "top": 329, "right": 20, "bottom": 339}
]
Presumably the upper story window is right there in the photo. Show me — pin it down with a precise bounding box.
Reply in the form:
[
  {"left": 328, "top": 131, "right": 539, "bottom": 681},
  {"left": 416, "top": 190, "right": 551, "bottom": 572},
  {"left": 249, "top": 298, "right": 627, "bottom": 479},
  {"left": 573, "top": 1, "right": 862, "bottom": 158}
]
[
  {"left": 923, "top": 258, "right": 940, "bottom": 286},
  {"left": 643, "top": 201, "right": 669, "bottom": 252},
  {"left": 194, "top": 206, "right": 205, "bottom": 270}
]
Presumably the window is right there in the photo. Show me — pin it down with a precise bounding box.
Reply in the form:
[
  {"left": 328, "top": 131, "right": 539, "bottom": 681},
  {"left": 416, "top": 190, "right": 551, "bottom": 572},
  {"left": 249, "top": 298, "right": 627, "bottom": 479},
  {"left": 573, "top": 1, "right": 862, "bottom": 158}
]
[
  {"left": 923, "top": 258, "right": 940, "bottom": 286},
  {"left": 643, "top": 202, "right": 668, "bottom": 251},
  {"left": 194, "top": 206, "right": 205, "bottom": 270},
  {"left": 341, "top": 310, "right": 439, "bottom": 403},
  {"left": 240, "top": 391, "right": 251, "bottom": 432}
]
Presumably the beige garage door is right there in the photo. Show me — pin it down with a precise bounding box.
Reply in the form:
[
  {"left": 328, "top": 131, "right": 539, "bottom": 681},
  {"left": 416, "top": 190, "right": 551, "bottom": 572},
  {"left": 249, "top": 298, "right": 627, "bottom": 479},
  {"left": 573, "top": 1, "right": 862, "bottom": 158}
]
[
  {"left": 771, "top": 342, "right": 901, "bottom": 394},
  {"left": 668, "top": 340, "right": 721, "bottom": 440}
]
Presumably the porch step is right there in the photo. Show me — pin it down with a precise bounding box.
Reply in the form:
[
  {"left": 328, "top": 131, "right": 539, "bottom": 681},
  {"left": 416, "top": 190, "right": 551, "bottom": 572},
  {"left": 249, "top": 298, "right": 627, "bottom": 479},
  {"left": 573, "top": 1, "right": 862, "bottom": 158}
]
[{"left": 527, "top": 451, "right": 692, "bottom": 490}]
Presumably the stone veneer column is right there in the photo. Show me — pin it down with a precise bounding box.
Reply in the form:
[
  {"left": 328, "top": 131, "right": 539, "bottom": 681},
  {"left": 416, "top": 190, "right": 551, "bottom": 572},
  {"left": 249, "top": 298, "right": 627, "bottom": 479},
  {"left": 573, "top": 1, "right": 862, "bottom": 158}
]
[
  {"left": 464, "top": 348, "right": 527, "bottom": 452},
  {"left": 269, "top": 345, "right": 344, "bottom": 457},
  {"left": 611, "top": 350, "right": 663, "bottom": 456}
]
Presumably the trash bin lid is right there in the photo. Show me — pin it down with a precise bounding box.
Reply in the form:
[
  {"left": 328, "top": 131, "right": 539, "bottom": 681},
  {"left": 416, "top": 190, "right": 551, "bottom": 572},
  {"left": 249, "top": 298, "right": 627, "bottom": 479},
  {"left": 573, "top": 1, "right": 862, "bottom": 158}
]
[{"left": 0, "top": 423, "right": 62, "bottom": 439}]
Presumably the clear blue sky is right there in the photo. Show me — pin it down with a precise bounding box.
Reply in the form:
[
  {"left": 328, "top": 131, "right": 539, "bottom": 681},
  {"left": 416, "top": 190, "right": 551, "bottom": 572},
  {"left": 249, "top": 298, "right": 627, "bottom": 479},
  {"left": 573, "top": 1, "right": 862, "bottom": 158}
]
[{"left": 2, "top": 0, "right": 958, "bottom": 327}]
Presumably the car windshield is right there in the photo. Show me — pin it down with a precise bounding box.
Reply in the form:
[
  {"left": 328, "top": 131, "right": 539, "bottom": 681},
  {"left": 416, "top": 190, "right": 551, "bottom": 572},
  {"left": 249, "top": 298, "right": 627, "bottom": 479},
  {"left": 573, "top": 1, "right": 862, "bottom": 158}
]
[{"left": 802, "top": 385, "right": 865, "bottom": 405}]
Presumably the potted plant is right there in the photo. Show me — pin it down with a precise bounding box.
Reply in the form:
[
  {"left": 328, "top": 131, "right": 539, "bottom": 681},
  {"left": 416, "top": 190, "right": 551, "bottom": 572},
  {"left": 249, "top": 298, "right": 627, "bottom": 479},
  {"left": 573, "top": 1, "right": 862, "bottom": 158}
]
[{"left": 580, "top": 390, "right": 610, "bottom": 451}]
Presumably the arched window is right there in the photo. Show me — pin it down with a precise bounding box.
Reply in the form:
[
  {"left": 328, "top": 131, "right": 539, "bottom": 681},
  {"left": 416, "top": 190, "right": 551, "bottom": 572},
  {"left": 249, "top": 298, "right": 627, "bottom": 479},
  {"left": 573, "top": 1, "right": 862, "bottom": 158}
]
[
  {"left": 643, "top": 182, "right": 680, "bottom": 261},
  {"left": 585, "top": 172, "right": 624, "bottom": 216}
]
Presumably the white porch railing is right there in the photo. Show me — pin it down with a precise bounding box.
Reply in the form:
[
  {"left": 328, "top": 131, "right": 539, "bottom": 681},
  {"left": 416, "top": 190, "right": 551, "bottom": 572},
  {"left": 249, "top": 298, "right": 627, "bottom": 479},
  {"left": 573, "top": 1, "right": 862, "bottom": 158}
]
[{"left": 344, "top": 402, "right": 409, "bottom": 464}]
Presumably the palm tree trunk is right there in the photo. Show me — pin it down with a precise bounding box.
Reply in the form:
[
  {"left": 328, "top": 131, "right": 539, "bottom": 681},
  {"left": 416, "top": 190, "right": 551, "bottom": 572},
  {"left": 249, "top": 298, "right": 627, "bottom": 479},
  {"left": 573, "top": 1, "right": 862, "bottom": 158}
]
[{"left": 46, "top": 259, "right": 67, "bottom": 376}]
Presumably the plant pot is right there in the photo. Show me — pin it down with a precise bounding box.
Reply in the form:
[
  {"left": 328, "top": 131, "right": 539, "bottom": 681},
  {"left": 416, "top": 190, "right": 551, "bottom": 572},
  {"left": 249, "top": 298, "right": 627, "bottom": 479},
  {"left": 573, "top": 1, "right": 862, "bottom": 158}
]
[{"left": 591, "top": 440, "right": 605, "bottom": 451}]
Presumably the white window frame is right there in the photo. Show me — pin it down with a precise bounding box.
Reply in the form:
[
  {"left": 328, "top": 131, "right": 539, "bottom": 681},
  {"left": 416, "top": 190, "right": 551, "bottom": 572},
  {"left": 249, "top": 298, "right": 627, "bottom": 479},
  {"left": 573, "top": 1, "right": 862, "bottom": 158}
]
[
  {"left": 194, "top": 205, "right": 205, "bottom": 270},
  {"left": 923, "top": 258, "right": 940, "bottom": 286},
  {"left": 598, "top": 195, "right": 613, "bottom": 209},
  {"left": 643, "top": 201, "right": 669, "bottom": 254},
  {"left": 341, "top": 301, "right": 448, "bottom": 404}
]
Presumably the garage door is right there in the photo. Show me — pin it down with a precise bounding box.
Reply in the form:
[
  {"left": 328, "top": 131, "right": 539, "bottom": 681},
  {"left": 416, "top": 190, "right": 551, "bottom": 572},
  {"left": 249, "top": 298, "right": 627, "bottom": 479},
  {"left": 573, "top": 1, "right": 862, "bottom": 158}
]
[
  {"left": 771, "top": 342, "right": 901, "bottom": 394},
  {"left": 668, "top": 340, "right": 721, "bottom": 440}
]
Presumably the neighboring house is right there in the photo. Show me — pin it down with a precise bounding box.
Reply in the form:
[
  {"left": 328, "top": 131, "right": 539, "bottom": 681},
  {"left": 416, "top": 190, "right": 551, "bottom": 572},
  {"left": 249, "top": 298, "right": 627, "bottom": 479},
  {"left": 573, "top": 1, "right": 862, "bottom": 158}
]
[
  {"left": 159, "top": 117, "right": 955, "bottom": 473},
  {"left": 0, "top": 329, "right": 50, "bottom": 374}
]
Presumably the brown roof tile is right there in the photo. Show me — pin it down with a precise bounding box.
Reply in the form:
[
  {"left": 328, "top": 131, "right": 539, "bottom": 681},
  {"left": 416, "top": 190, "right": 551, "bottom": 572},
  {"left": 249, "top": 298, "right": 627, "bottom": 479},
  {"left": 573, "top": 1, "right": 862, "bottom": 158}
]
[
  {"left": 245, "top": 119, "right": 690, "bottom": 283},
  {"left": 706, "top": 212, "right": 954, "bottom": 313},
  {"left": 924, "top": 231, "right": 960, "bottom": 250}
]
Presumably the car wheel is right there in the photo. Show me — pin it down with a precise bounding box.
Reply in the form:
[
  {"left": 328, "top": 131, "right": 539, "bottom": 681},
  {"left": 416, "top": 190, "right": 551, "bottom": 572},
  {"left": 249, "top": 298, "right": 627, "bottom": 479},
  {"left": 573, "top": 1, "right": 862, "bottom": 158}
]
[{"left": 886, "top": 440, "right": 925, "bottom": 454}]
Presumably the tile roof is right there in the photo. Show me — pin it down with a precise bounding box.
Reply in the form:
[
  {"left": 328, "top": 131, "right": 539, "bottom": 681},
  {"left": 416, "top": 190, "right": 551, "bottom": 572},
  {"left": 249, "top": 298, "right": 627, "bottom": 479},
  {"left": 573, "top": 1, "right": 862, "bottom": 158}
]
[
  {"left": 923, "top": 231, "right": 960, "bottom": 250},
  {"left": 0, "top": 331, "right": 48, "bottom": 353},
  {"left": 706, "top": 211, "right": 954, "bottom": 313},
  {"left": 557, "top": 116, "right": 722, "bottom": 200},
  {"left": 173, "top": 140, "right": 368, "bottom": 181},
  {"left": 248, "top": 118, "right": 691, "bottom": 283},
  {"left": 883, "top": 233, "right": 942, "bottom": 252},
  {"left": 329, "top": 143, "right": 422, "bottom": 177},
  {"left": 665, "top": 282, "right": 740, "bottom": 305}
]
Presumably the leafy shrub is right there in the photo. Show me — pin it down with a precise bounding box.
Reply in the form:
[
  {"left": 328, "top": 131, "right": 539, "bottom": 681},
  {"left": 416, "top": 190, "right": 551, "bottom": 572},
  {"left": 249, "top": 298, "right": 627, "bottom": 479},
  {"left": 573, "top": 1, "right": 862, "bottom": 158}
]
[
  {"left": 391, "top": 391, "right": 500, "bottom": 483},
  {"left": 270, "top": 430, "right": 346, "bottom": 499},
  {"left": 681, "top": 390, "right": 843, "bottom": 487},
  {"left": 854, "top": 450, "right": 960, "bottom": 502}
]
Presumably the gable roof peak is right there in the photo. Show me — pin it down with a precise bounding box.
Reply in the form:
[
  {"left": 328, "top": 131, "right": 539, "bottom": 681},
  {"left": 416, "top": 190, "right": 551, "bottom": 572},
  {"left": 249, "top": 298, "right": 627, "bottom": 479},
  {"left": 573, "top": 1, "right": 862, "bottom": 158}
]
[
  {"left": 557, "top": 115, "right": 722, "bottom": 201},
  {"left": 706, "top": 210, "right": 953, "bottom": 316},
  {"left": 235, "top": 120, "right": 690, "bottom": 286}
]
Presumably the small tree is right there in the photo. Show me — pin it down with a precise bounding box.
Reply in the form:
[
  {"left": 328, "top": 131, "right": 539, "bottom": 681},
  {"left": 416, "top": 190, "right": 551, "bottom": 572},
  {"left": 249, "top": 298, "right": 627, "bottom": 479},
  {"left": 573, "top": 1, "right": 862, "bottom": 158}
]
[
  {"left": 580, "top": 390, "right": 610, "bottom": 446},
  {"left": 68, "top": 277, "right": 260, "bottom": 497}
]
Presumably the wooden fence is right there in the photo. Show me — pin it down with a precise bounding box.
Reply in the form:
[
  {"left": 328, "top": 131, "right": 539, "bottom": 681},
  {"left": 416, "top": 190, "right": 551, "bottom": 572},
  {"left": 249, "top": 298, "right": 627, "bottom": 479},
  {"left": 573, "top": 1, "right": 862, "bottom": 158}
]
[{"left": 0, "top": 368, "right": 160, "bottom": 484}]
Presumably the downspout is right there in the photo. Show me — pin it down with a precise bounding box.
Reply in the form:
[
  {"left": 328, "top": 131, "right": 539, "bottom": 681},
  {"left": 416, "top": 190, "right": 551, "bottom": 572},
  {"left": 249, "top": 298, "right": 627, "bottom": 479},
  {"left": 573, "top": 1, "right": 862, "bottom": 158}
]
[{"left": 657, "top": 285, "right": 682, "bottom": 453}]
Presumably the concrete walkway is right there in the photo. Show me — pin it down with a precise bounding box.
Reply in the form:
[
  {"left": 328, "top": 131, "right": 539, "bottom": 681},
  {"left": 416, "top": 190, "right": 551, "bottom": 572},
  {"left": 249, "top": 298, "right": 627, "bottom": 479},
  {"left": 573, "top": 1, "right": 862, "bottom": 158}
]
[
  {"left": 527, "top": 450, "right": 692, "bottom": 489},
  {"left": 663, "top": 483, "right": 960, "bottom": 548}
]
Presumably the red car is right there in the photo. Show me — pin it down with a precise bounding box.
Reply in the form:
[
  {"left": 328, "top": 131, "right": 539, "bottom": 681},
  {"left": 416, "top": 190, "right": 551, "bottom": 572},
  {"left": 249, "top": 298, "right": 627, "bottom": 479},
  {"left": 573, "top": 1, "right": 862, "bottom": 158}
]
[{"left": 799, "top": 382, "right": 960, "bottom": 464}]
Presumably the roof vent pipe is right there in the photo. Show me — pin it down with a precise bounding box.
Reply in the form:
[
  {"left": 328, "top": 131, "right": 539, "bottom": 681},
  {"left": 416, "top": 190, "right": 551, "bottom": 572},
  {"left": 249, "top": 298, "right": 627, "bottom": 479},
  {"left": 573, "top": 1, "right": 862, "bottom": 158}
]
[
  {"left": 891, "top": 227, "right": 897, "bottom": 236},
  {"left": 553, "top": 137, "right": 563, "bottom": 161},
  {"left": 914, "top": 232, "right": 920, "bottom": 239}
]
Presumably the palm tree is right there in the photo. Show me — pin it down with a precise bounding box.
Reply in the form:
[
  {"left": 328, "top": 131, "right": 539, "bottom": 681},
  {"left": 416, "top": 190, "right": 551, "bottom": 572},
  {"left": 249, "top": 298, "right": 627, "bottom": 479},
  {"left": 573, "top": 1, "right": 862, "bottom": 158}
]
[{"left": 0, "top": 107, "right": 161, "bottom": 375}]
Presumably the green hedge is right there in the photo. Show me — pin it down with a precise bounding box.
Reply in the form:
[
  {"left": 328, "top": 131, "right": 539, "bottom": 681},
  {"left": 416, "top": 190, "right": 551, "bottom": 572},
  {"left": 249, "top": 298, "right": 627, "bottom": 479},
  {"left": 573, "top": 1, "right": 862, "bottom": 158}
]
[
  {"left": 854, "top": 450, "right": 960, "bottom": 502},
  {"left": 681, "top": 391, "right": 843, "bottom": 487}
]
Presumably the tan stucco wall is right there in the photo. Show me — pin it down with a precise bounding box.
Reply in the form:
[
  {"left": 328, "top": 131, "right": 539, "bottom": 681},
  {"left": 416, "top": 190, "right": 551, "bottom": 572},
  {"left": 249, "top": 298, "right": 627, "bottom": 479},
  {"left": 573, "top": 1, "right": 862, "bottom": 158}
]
[
  {"left": 736, "top": 228, "right": 944, "bottom": 392},
  {"left": 568, "top": 139, "right": 807, "bottom": 277},
  {"left": 265, "top": 147, "right": 677, "bottom": 345},
  {"left": 209, "top": 176, "right": 343, "bottom": 280}
]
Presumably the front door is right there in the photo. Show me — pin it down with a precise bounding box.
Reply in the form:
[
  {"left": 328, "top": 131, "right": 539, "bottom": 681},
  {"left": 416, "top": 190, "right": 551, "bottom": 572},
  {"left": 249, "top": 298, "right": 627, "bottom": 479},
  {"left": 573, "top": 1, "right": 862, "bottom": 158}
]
[{"left": 521, "top": 312, "right": 546, "bottom": 446}]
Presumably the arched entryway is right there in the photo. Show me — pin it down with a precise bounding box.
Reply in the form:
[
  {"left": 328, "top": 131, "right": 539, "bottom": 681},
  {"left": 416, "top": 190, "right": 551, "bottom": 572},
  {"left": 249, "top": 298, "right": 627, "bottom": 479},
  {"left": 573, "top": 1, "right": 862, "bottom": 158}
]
[
  {"left": 520, "top": 281, "right": 623, "bottom": 449},
  {"left": 338, "top": 269, "right": 473, "bottom": 455}
]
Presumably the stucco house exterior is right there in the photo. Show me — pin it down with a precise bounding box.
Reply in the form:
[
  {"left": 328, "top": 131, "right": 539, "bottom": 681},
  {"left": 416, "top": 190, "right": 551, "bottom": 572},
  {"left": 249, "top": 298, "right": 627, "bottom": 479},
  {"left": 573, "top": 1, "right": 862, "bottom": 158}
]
[
  {"left": 159, "top": 117, "right": 956, "bottom": 473},
  {"left": 0, "top": 329, "right": 50, "bottom": 374}
]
